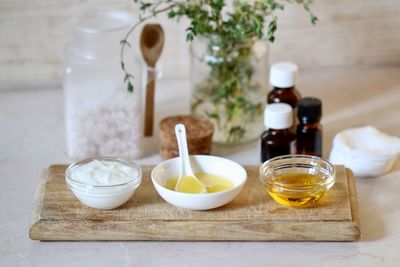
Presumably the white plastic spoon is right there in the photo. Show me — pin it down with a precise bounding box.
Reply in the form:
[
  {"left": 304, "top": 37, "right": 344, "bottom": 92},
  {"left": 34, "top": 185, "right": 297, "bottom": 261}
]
[{"left": 174, "top": 124, "right": 207, "bottom": 194}]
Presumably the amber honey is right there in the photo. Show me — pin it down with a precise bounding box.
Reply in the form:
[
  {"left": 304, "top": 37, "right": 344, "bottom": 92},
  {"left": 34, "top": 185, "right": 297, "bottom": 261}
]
[{"left": 267, "top": 172, "right": 328, "bottom": 207}]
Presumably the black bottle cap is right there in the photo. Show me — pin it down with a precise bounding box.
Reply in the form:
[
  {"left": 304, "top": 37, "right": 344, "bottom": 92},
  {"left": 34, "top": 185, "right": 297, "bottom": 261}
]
[{"left": 297, "top": 97, "right": 322, "bottom": 123}]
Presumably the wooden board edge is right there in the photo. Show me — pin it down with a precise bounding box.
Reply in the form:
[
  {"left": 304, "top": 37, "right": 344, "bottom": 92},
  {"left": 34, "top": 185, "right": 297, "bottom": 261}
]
[
  {"left": 346, "top": 168, "right": 361, "bottom": 241},
  {"left": 29, "top": 168, "right": 49, "bottom": 240},
  {"left": 29, "top": 165, "right": 361, "bottom": 242},
  {"left": 29, "top": 219, "right": 361, "bottom": 242}
]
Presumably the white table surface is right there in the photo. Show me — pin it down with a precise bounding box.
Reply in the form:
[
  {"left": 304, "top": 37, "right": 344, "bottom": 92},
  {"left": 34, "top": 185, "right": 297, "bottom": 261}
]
[{"left": 1, "top": 66, "right": 400, "bottom": 266}]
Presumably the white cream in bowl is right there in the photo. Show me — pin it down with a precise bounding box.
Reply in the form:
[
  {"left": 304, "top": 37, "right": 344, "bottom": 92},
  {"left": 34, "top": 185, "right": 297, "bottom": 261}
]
[
  {"left": 70, "top": 159, "right": 138, "bottom": 185},
  {"left": 65, "top": 158, "right": 142, "bottom": 209}
]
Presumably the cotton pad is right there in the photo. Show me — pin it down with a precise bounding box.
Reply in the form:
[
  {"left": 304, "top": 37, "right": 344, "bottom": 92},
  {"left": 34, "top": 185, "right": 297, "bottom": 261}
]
[{"left": 329, "top": 126, "right": 400, "bottom": 177}]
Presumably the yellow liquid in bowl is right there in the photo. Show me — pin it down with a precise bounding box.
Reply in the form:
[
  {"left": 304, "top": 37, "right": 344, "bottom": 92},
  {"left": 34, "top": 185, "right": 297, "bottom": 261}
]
[
  {"left": 267, "top": 173, "right": 328, "bottom": 207},
  {"left": 166, "top": 173, "right": 234, "bottom": 193}
]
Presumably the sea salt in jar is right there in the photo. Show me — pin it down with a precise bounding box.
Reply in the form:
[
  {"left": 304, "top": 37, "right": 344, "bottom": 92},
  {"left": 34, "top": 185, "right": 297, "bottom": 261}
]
[{"left": 63, "top": 8, "right": 142, "bottom": 160}]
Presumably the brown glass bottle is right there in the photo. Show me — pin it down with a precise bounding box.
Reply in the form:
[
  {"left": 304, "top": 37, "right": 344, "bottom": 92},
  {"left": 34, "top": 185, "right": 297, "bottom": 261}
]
[
  {"left": 261, "top": 128, "right": 296, "bottom": 162},
  {"left": 267, "top": 62, "right": 301, "bottom": 132},
  {"left": 267, "top": 86, "right": 301, "bottom": 108},
  {"left": 296, "top": 97, "right": 322, "bottom": 157},
  {"left": 260, "top": 103, "right": 296, "bottom": 162}
]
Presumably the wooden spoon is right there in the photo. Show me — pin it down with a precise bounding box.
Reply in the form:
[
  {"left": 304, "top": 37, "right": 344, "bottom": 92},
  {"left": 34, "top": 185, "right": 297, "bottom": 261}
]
[{"left": 140, "top": 24, "right": 165, "bottom": 137}]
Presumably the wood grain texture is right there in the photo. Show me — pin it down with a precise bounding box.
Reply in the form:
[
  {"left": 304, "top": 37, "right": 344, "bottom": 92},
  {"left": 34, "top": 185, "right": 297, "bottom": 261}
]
[
  {"left": 29, "top": 165, "right": 361, "bottom": 241},
  {"left": 1, "top": 0, "right": 400, "bottom": 90}
]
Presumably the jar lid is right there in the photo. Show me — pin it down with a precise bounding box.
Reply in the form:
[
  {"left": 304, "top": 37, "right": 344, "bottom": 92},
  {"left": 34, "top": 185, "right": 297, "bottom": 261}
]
[
  {"left": 159, "top": 115, "right": 214, "bottom": 159},
  {"left": 76, "top": 8, "right": 133, "bottom": 34},
  {"left": 264, "top": 103, "right": 293, "bottom": 130},
  {"left": 298, "top": 97, "right": 322, "bottom": 123},
  {"left": 269, "top": 62, "right": 299, "bottom": 88}
]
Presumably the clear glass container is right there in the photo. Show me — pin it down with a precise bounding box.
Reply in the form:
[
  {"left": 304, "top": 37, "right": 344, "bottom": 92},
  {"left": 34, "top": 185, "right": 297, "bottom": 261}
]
[
  {"left": 259, "top": 155, "right": 335, "bottom": 207},
  {"left": 63, "top": 8, "right": 142, "bottom": 160},
  {"left": 65, "top": 157, "right": 142, "bottom": 210},
  {"left": 190, "top": 35, "right": 269, "bottom": 145}
]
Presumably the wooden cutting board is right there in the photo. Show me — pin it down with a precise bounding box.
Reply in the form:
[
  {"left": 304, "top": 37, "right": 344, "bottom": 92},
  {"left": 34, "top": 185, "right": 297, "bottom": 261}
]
[{"left": 29, "top": 165, "right": 360, "bottom": 241}]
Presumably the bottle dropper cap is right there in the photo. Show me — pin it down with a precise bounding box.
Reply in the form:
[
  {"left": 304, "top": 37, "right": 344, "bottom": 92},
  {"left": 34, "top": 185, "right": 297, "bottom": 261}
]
[
  {"left": 298, "top": 97, "right": 322, "bottom": 123},
  {"left": 269, "top": 62, "right": 299, "bottom": 88},
  {"left": 264, "top": 103, "right": 293, "bottom": 130}
]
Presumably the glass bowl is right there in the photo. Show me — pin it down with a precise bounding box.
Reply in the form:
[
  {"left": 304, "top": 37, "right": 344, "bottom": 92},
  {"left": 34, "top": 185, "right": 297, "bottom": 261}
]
[
  {"left": 65, "top": 157, "right": 142, "bottom": 210},
  {"left": 259, "top": 155, "right": 335, "bottom": 207}
]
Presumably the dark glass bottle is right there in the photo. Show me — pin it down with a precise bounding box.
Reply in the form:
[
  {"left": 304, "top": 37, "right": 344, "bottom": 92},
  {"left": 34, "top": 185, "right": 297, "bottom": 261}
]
[
  {"left": 267, "top": 62, "right": 301, "bottom": 131},
  {"left": 261, "top": 103, "right": 296, "bottom": 162},
  {"left": 267, "top": 86, "right": 301, "bottom": 108},
  {"left": 296, "top": 97, "right": 323, "bottom": 157}
]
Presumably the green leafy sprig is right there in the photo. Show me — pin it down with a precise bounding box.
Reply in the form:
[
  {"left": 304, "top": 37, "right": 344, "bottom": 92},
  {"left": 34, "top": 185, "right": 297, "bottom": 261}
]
[{"left": 120, "top": 0, "right": 318, "bottom": 92}]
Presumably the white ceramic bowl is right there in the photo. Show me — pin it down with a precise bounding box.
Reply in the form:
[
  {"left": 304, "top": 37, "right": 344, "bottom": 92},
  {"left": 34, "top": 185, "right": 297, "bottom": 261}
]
[
  {"left": 151, "top": 155, "right": 247, "bottom": 210},
  {"left": 65, "top": 157, "right": 142, "bottom": 210}
]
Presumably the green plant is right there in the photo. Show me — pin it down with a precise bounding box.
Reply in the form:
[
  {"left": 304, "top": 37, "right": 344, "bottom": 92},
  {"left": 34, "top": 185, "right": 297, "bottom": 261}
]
[
  {"left": 121, "top": 0, "right": 317, "bottom": 91},
  {"left": 121, "top": 0, "right": 317, "bottom": 143},
  {"left": 190, "top": 35, "right": 266, "bottom": 143}
]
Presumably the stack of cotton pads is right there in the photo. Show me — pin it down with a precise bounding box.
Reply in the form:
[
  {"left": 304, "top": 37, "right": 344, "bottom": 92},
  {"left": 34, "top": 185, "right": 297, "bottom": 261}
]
[{"left": 329, "top": 126, "right": 400, "bottom": 177}]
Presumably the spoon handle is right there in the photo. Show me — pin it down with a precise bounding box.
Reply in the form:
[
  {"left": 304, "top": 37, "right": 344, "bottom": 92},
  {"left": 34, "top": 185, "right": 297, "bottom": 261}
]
[
  {"left": 144, "top": 69, "right": 156, "bottom": 136},
  {"left": 175, "top": 124, "right": 194, "bottom": 176}
]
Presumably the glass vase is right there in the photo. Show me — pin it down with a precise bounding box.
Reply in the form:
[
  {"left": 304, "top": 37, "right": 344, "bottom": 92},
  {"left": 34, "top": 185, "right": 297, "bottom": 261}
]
[
  {"left": 190, "top": 35, "right": 269, "bottom": 145},
  {"left": 63, "top": 8, "right": 142, "bottom": 160}
]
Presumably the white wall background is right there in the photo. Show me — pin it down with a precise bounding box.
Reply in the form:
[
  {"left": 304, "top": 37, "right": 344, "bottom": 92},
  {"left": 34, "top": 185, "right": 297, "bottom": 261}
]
[{"left": 1, "top": 0, "right": 400, "bottom": 90}]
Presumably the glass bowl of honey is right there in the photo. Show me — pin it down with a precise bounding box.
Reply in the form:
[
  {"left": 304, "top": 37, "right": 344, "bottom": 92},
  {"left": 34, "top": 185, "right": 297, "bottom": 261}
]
[{"left": 260, "top": 155, "right": 335, "bottom": 207}]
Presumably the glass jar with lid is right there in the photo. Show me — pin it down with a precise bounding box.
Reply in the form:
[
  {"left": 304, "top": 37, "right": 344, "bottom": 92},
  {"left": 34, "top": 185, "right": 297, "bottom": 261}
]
[{"left": 63, "top": 8, "right": 142, "bottom": 160}]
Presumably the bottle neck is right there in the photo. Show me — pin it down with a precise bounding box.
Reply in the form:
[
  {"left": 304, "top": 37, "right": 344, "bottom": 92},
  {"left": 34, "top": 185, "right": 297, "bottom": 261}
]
[
  {"left": 299, "top": 117, "right": 321, "bottom": 125},
  {"left": 272, "top": 86, "right": 295, "bottom": 90},
  {"left": 267, "top": 128, "right": 291, "bottom": 133}
]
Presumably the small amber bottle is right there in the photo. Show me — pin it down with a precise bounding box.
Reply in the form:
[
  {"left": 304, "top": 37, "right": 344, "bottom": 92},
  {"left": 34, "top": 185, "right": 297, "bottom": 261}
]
[
  {"left": 261, "top": 103, "right": 296, "bottom": 162},
  {"left": 267, "top": 62, "right": 301, "bottom": 132},
  {"left": 296, "top": 97, "right": 322, "bottom": 157},
  {"left": 267, "top": 62, "right": 301, "bottom": 109}
]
